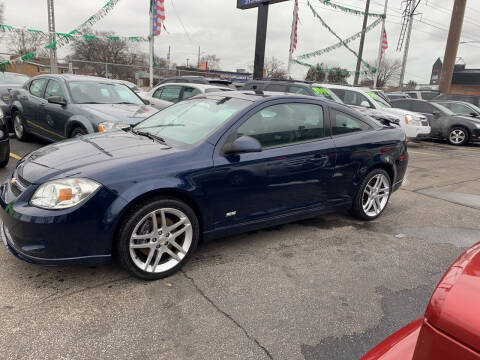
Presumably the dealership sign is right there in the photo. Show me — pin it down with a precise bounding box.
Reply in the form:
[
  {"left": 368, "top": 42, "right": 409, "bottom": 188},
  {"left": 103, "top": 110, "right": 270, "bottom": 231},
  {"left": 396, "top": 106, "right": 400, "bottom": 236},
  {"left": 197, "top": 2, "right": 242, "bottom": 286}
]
[{"left": 237, "top": 0, "right": 289, "bottom": 10}]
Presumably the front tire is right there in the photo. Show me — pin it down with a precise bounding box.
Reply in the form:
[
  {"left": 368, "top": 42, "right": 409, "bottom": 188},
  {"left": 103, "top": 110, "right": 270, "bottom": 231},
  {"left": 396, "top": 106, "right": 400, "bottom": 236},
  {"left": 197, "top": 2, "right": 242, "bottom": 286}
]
[
  {"left": 447, "top": 127, "right": 469, "bottom": 146},
  {"left": 350, "top": 169, "right": 391, "bottom": 221},
  {"left": 70, "top": 127, "right": 88, "bottom": 138},
  {"left": 13, "top": 113, "right": 29, "bottom": 141},
  {"left": 116, "top": 198, "right": 199, "bottom": 280}
]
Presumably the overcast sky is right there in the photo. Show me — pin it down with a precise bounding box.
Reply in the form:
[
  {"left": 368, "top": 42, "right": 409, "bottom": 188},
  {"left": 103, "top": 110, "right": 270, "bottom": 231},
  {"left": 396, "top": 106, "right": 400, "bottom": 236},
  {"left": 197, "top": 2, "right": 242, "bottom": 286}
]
[{"left": 2, "top": 0, "right": 480, "bottom": 84}]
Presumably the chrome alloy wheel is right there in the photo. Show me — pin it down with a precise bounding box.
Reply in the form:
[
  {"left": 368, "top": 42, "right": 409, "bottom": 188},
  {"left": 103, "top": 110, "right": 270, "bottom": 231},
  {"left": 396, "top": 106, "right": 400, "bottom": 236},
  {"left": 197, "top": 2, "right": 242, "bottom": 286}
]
[
  {"left": 129, "top": 208, "right": 192, "bottom": 273},
  {"left": 362, "top": 174, "right": 390, "bottom": 217},
  {"left": 449, "top": 129, "right": 466, "bottom": 145},
  {"left": 14, "top": 115, "right": 24, "bottom": 139}
]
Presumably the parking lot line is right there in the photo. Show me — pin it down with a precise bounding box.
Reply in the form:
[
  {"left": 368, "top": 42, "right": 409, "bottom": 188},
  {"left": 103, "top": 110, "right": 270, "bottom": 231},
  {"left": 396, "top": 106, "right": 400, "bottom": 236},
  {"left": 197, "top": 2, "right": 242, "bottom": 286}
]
[
  {"left": 9, "top": 153, "right": 21, "bottom": 160},
  {"left": 408, "top": 150, "right": 443, "bottom": 157}
]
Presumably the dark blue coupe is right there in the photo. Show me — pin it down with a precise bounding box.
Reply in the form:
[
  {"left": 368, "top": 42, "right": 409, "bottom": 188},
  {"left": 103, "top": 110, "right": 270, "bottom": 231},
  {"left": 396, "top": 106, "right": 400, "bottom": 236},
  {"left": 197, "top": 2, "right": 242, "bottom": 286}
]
[{"left": 0, "top": 92, "right": 408, "bottom": 279}]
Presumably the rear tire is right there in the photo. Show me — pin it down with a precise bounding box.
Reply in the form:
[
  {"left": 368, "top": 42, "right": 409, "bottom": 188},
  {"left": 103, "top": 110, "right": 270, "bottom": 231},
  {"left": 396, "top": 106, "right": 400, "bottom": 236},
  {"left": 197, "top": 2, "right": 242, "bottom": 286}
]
[
  {"left": 116, "top": 197, "right": 200, "bottom": 280},
  {"left": 447, "top": 127, "right": 469, "bottom": 146},
  {"left": 12, "top": 112, "right": 30, "bottom": 142},
  {"left": 0, "top": 141, "right": 9, "bottom": 168},
  {"left": 350, "top": 169, "right": 392, "bottom": 221}
]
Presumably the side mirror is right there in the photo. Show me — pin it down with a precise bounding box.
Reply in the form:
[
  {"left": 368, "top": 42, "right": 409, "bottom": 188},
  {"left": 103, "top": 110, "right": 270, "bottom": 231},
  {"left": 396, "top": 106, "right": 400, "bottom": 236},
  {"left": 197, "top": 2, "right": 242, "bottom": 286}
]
[
  {"left": 433, "top": 111, "right": 440, "bottom": 118},
  {"left": 360, "top": 100, "right": 371, "bottom": 108},
  {"left": 48, "top": 96, "right": 67, "bottom": 106},
  {"left": 143, "top": 99, "right": 151, "bottom": 105},
  {"left": 224, "top": 135, "right": 262, "bottom": 155},
  {"left": 470, "top": 112, "right": 478, "bottom": 117}
]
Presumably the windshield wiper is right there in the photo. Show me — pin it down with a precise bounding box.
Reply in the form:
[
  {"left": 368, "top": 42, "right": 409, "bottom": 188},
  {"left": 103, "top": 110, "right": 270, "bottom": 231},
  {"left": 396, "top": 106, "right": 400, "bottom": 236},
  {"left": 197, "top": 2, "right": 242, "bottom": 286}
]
[
  {"left": 132, "top": 130, "right": 168, "bottom": 145},
  {"left": 78, "top": 101, "right": 102, "bottom": 104},
  {"left": 115, "top": 102, "right": 139, "bottom": 105}
]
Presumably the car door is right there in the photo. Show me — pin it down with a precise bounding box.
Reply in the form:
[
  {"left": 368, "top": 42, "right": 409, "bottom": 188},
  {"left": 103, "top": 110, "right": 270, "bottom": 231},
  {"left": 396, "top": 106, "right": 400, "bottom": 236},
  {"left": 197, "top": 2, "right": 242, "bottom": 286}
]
[
  {"left": 410, "top": 101, "right": 444, "bottom": 136},
  {"left": 38, "top": 79, "right": 72, "bottom": 140},
  {"left": 22, "top": 78, "right": 48, "bottom": 130},
  {"left": 211, "top": 100, "right": 336, "bottom": 228}
]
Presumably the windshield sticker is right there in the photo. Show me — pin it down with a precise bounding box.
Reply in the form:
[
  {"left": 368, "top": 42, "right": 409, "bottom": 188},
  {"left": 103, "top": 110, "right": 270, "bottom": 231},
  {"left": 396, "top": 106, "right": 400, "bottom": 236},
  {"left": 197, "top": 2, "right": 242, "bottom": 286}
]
[{"left": 312, "top": 87, "right": 330, "bottom": 95}]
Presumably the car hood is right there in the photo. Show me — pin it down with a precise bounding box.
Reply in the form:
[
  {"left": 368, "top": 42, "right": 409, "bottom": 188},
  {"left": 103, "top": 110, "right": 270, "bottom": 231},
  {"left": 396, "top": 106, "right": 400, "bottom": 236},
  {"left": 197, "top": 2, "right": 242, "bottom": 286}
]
[
  {"left": 383, "top": 107, "right": 427, "bottom": 120},
  {"left": 424, "top": 242, "right": 480, "bottom": 353},
  {"left": 17, "top": 131, "right": 181, "bottom": 184},
  {"left": 79, "top": 103, "right": 158, "bottom": 125}
]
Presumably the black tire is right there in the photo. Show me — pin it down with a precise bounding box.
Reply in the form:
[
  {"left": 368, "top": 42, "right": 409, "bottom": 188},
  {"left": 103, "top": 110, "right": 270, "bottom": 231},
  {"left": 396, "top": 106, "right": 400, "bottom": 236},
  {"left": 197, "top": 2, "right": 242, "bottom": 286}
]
[
  {"left": 447, "top": 127, "right": 469, "bottom": 146},
  {"left": 116, "top": 197, "right": 200, "bottom": 280},
  {"left": 12, "top": 112, "right": 30, "bottom": 142},
  {"left": 350, "top": 168, "right": 392, "bottom": 221},
  {"left": 0, "top": 141, "right": 9, "bottom": 168},
  {"left": 70, "top": 127, "right": 88, "bottom": 138}
]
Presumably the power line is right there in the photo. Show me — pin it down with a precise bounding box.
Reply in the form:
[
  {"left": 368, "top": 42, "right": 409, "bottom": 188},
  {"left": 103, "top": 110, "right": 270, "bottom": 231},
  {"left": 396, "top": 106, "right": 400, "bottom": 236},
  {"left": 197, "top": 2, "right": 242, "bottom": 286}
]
[{"left": 169, "top": 0, "right": 195, "bottom": 46}]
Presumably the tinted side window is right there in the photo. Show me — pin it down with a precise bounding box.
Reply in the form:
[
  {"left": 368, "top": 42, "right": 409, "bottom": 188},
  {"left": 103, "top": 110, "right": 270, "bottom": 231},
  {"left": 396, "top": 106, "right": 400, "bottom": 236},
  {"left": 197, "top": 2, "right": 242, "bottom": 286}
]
[
  {"left": 264, "top": 84, "right": 288, "bottom": 92},
  {"left": 447, "top": 103, "right": 471, "bottom": 115},
  {"left": 243, "top": 82, "right": 263, "bottom": 90},
  {"left": 159, "top": 85, "right": 182, "bottom": 102},
  {"left": 237, "top": 103, "right": 325, "bottom": 148},
  {"left": 406, "top": 92, "right": 418, "bottom": 99},
  {"left": 182, "top": 87, "right": 201, "bottom": 100},
  {"left": 44, "top": 80, "right": 64, "bottom": 99},
  {"left": 344, "top": 90, "right": 371, "bottom": 107},
  {"left": 288, "top": 86, "right": 310, "bottom": 95},
  {"left": 331, "top": 110, "right": 372, "bottom": 136},
  {"left": 392, "top": 100, "right": 412, "bottom": 110},
  {"left": 411, "top": 101, "right": 436, "bottom": 114},
  {"left": 29, "top": 78, "right": 47, "bottom": 97},
  {"left": 153, "top": 88, "right": 163, "bottom": 99}
]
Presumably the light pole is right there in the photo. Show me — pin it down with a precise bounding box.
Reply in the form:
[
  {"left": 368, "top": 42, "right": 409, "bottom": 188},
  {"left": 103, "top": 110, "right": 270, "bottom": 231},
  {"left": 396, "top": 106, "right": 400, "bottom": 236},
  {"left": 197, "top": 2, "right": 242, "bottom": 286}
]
[{"left": 47, "top": 0, "right": 57, "bottom": 74}]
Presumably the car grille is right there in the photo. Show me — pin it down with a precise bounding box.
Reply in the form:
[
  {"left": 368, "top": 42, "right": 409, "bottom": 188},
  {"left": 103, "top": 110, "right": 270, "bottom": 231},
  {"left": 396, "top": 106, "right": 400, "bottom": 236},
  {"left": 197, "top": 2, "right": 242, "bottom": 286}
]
[{"left": 10, "top": 171, "right": 31, "bottom": 198}]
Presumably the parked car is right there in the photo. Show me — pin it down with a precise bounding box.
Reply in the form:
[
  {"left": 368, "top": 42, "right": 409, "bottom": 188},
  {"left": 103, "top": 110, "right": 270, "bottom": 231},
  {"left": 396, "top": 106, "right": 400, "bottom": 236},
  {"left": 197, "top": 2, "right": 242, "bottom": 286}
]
[
  {"left": 242, "top": 80, "right": 343, "bottom": 103},
  {"left": 386, "top": 92, "right": 410, "bottom": 101},
  {"left": 156, "top": 76, "right": 209, "bottom": 86},
  {"left": 112, "top": 79, "right": 149, "bottom": 99},
  {"left": 10, "top": 75, "right": 158, "bottom": 143},
  {"left": 362, "top": 241, "right": 480, "bottom": 360},
  {"left": 434, "top": 93, "right": 480, "bottom": 106},
  {"left": 369, "top": 89, "right": 391, "bottom": 104},
  {"left": 145, "top": 83, "right": 233, "bottom": 109},
  {"left": 391, "top": 98, "right": 480, "bottom": 145},
  {"left": 433, "top": 100, "right": 480, "bottom": 118},
  {"left": 0, "top": 72, "right": 30, "bottom": 131},
  {"left": 404, "top": 90, "right": 439, "bottom": 100},
  {"left": 0, "top": 91, "right": 408, "bottom": 279},
  {"left": 0, "top": 108, "right": 10, "bottom": 168},
  {"left": 206, "top": 78, "right": 236, "bottom": 89},
  {"left": 322, "top": 84, "right": 431, "bottom": 140}
]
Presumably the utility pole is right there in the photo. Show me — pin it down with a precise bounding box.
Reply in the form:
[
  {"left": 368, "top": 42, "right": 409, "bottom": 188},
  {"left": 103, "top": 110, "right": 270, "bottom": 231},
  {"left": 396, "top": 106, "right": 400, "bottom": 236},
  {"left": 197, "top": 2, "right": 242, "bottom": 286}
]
[
  {"left": 374, "top": 0, "right": 388, "bottom": 88},
  {"left": 439, "top": 0, "right": 467, "bottom": 94},
  {"left": 197, "top": 46, "right": 201, "bottom": 69},
  {"left": 149, "top": 3, "right": 154, "bottom": 88},
  {"left": 354, "top": 0, "right": 371, "bottom": 86},
  {"left": 167, "top": 45, "right": 171, "bottom": 69},
  {"left": 47, "top": 0, "right": 57, "bottom": 74},
  {"left": 398, "top": 0, "right": 421, "bottom": 91},
  {"left": 186, "top": 58, "right": 190, "bottom": 67}
]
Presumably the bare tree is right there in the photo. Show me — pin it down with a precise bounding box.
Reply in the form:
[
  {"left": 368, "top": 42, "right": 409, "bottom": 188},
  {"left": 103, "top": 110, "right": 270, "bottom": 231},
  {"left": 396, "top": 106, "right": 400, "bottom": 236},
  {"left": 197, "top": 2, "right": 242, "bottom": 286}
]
[
  {"left": 8, "top": 31, "right": 44, "bottom": 55},
  {"left": 406, "top": 80, "right": 417, "bottom": 90},
  {"left": 361, "top": 57, "right": 402, "bottom": 88},
  {"left": 264, "top": 57, "right": 287, "bottom": 79},
  {"left": 200, "top": 54, "right": 220, "bottom": 70},
  {"left": 305, "top": 63, "right": 326, "bottom": 82}
]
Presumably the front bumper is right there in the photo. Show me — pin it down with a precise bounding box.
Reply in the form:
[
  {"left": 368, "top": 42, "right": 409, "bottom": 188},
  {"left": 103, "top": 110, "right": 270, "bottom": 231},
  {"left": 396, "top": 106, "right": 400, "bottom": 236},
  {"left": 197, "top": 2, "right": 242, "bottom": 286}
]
[
  {"left": 471, "top": 128, "right": 480, "bottom": 142},
  {"left": 405, "top": 124, "right": 431, "bottom": 139},
  {"left": 0, "top": 178, "right": 125, "bottom": 266}
]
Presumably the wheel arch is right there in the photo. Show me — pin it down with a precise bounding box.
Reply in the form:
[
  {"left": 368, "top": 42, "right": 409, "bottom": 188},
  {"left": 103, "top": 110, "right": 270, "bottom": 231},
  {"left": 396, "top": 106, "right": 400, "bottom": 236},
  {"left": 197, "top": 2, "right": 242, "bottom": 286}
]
[
  {"left": 113, "top": 188, "right": 204, "bottom": 247},
  {"left": 65, "top": 117, "right": 95, "bottom": 137},
  {"left": 366, "top": 162, "right": 395, "bottom": 185}
]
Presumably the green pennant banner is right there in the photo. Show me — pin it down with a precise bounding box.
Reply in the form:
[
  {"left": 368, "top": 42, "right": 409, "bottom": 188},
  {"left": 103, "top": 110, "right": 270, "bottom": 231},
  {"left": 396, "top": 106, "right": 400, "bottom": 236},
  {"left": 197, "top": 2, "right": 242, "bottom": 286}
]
[
  {"left": 317, "top": 0, "right": 385, "bottom": 18},
  {"left": 305, "top": 1, "right": 377, "bottom": 74}
]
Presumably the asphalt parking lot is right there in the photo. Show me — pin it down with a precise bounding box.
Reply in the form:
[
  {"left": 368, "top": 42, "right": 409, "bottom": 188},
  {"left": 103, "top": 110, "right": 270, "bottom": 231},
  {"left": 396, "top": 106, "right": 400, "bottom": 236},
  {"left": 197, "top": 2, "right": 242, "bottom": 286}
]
[{"left": 1, "top": 137, "right": 480, "bottom": 360}]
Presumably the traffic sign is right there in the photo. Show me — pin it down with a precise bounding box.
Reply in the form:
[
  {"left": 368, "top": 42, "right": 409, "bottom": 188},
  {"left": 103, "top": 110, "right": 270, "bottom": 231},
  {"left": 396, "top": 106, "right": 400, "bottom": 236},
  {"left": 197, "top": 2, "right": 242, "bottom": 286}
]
[{"left": 237, "top": 0, "right": 289, "bottom": 10}]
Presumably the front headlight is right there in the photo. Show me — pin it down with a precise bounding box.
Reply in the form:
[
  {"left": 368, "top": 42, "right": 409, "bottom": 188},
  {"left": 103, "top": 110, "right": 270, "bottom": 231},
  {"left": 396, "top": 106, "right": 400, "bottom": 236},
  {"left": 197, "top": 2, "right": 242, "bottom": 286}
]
[
  {"left": 0, "top": 108, "right": 4, "bottom": 120},
  {"left": 404, "top": 115, "right": 412, "bottom": 124},
  {"left": 98, "top": 122, "right": 128, "bottom": 132},
  {"left": 31, "top": 178, "right": 101, "bottom": 210}
]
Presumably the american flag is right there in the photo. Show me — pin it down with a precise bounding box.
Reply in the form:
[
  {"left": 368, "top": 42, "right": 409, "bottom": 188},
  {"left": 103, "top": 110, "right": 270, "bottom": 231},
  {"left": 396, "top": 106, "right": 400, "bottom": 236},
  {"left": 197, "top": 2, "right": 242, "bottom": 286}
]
[
  {"left": 289, "top": 0, "right": 299, "bottom": 54},
  {"left": 380, "top": 28, "right": 388, "bottom": 62},
  {"left": 151, "top": 0, "right": 165, "bottom": 36}
]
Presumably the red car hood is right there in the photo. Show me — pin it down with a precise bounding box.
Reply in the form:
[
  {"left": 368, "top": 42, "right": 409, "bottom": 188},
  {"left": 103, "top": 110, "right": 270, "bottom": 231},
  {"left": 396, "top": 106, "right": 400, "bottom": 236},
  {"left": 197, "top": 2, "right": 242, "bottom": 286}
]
[{"left": 424, "top": 242, "right": 480, "bottom": 353}]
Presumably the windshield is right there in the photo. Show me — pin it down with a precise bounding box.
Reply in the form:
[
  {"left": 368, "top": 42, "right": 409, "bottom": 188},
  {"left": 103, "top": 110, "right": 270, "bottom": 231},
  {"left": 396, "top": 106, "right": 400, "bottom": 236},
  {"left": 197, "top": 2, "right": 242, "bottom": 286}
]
[
  {"left": 311, "top": 85, "right": 343, "bottom": 103},
  {"left": 0, "top": 73, "right": 29, "bottom": 85},
  {"left": 134, "top": 97, "right": 250, "bottom": 146},
  {"left": 68, "top": 81, "right": 144, "bottom": 105},
  {"left": 367, "top": 92, "right": 392, "bottom": 108}
]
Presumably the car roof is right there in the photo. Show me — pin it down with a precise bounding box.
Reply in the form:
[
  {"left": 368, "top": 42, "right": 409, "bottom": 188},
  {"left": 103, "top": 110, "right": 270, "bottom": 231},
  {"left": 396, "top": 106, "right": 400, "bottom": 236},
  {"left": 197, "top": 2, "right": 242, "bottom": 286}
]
[
  {"left": 154, "top": 83, "right": 231, "bottom": 90},
  {"left": 32, "top": 74, "right": 116, "bottom": 83},
  {"left": 245, "top": 79, "right": 314, "bottom": 87}
]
